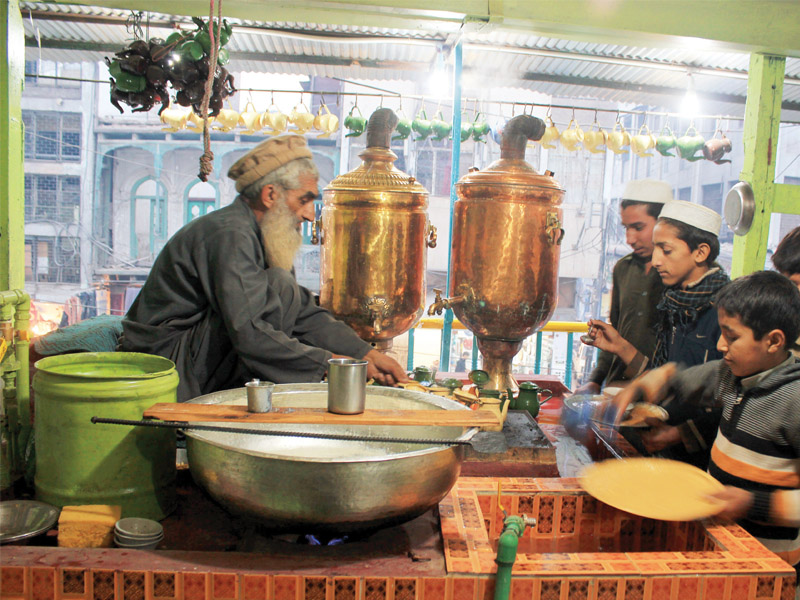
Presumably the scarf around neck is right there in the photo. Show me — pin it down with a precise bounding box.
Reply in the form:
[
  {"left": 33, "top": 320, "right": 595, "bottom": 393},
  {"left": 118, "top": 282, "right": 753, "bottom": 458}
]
[{"left": 652, "top": 266, "right": 730, "bottom": 367}]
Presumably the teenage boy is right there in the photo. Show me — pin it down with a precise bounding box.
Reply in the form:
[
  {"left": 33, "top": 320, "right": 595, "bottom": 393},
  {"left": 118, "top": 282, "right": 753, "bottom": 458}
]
[
  {"left": 587, "top": 200, "right": 729, "bottom": 375},
  {"left": 613, "top": 271, "right": 800, "bottom": 567},
  {"left": 773, "top": 225, "right": 800, "bottom": 290},
  {"left": 576, "top": 179, "right": 669, "bottom": 394}
]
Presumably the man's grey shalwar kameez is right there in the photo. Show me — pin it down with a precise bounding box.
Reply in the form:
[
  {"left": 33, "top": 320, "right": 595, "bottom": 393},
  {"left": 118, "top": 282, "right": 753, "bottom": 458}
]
[{"left": 120, "top": 197, "right": 372, "bottom": 402}]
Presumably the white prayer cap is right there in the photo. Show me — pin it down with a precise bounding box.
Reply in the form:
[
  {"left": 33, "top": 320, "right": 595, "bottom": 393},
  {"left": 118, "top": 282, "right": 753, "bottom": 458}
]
[
  {"left": 622, "top": 179, "right": 673, "bottom": 205},
  {"left": 659, "top": 200, "right": 722, "bottom": 236}
]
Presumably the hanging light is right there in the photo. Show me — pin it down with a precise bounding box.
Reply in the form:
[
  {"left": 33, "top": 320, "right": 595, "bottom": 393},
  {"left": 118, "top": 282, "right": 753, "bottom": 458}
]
[
  {"left": 680, "top": 72, "right": 701, "bottom": 118},
  {"left": 426, "top": 47, "right": 450, "bottom": 100}
]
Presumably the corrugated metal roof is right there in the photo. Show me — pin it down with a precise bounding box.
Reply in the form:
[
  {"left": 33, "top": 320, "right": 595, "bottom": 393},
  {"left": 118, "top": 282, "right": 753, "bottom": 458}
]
[{"left": 20, "top": 2, "right": 800, "bottom": 119}]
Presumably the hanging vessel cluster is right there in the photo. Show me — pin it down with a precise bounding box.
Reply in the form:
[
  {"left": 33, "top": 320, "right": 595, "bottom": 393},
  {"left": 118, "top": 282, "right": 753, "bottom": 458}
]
[{"left": 105, "top": 17, "right": 235, "bottom": 116}]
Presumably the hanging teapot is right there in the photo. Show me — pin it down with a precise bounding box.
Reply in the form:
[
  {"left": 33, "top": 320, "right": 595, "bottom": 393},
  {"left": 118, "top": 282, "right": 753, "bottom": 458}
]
[
  {"left": 676, "top": 125, "right": 705, "bottom": 161},
  {"left": 538, "top": 116, "right": 559, "bottom": 149},
  {"left": 412, "top": 109, "right": 433, "bottom": 141},
  {"left": 431, "top": 111, "right": 452, "bottom": 141},
  {"left": 343, "top": 105, "right": 367, "bottom": 137},
  {"left": 238, "top": 101, "right": 262, "bottom": 134},
  {"left": 213, "top": 105, "right": 240, "bottom": 131},
  {"left": 507, "top": 381, "right": 553, "bottom": 419},
  {"left": 702, "top": 131, "right": 732, "bottom": 164},
  {"left": 160, "top": 102, "right": 188, "bottom": 132},
  {"left": 261, "top": 104, "right": 288, "bottom": 135},
  {"left": 313, "top": 103, "right": 339, "bottom": 138},
  {"left": 631, "top": 124, "right": 655, "bottom": 158},
  {"left": 393, "top": 110, "right": 413, "bottom": 141},
  {"left": 185, "top": 109, "right": 213, "bottom": 131},
  {"left": 471, "top": 114, "right": 490, "bottom": 143},
  {"left": 584, "top": 122, "right": 606, "bottom": 154},
  {"left": 655, "top": 125, "right": 678, "bottom": 157},
  {"left": 607, "top": 121, "right": 630, "bottom": 154},
  {"left": 559, "top": 119, "right": 584, "bottom": 151},
  {"left": 289, "top": 102, "right": 315, "bottom": 134},
  {"left": 460, "top": 116, "right": 473, "bottom": 143}
]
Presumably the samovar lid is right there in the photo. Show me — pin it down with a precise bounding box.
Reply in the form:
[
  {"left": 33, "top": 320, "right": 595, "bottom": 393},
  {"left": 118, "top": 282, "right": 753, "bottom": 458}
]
[
  {"left": 456, "top": 115, "right": 564, "bottom": 192},
  {"left": 324, "top": 108, "right": 429, "bottom": 196}
]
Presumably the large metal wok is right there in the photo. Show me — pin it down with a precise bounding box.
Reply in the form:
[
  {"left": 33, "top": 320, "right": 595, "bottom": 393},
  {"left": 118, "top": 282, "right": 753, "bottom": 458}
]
[{"left": 185, "top": 383, "right": 477, "bottom": 534}]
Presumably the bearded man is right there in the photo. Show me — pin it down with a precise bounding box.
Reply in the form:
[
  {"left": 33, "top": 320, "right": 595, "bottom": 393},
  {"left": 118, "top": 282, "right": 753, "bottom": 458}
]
[{"left": 120, "top": 135, "right": 408, "bottom": 402}]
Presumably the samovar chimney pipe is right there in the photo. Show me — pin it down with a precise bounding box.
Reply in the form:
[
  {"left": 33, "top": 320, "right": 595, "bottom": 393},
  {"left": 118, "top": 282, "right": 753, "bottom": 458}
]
[
  {"left": 366, "top": 108, "right": 399, "bottom": 149},
  {"left": 500, "top": 115, "right": 546, "bottom": 160}
]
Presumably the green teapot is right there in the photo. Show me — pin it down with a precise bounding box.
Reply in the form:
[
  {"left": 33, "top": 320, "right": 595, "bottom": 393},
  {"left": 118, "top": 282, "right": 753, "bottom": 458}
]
[
  {"left": 507, "top": 382, "right": 553, "bottom": 419},
  {"left": 344, "top": 106, "right": 367, "bottom": 138},
  {"left": 655, "top": 125, "right": 677, "bottom": 157},
  {"left": 676, "top": 126, "right": 705, "bottom": 161},
  {"left": 439, "top": 377, "right": 463, "bottom": 394},
  {"left": 412, "top": 366, "right": 433, "bottom": 385},
  {"left": 412, "top": 109, "right": 433, "bottom": 141},
  {"left": 468, "top": 369, "right": 490, "bottom": 390},
  {"left": 393, "top": 115, "right": 413, "bottom": 141},
  {"left": 431, "top": 111, "right": 452, "bottom": 141},
  {"left": 460, "top": 115, "right": 473, "bottom": 142},
  {"left": 471, "top": 114, "right": 490, "bottom": 143}
]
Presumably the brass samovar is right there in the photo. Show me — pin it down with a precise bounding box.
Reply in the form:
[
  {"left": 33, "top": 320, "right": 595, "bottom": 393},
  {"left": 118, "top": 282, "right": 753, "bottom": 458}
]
[
  {"left": 429, "top": 114, "right": 565, "bottom": 391},
  {"left": 317, "top": 108, "right": 436, "bottom": 350}
]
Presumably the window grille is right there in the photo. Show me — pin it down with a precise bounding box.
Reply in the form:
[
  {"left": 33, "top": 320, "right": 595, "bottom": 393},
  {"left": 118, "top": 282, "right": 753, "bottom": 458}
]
[
  {"left": 24, "top": 235, "right": 81, "bottom": 284},
  {"left": 22, "top": 111, "right": 82, "bottom": 161}
]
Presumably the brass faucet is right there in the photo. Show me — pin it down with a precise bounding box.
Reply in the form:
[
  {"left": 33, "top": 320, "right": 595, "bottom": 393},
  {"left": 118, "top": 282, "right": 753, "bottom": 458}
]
[{"left": 427, "top": 288, "right": 466, "bottom": 316}]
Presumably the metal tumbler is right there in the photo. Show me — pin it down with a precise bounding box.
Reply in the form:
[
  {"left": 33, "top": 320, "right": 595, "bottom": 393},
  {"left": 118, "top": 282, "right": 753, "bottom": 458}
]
[
  {"left": 327, "top": 358, "right": 368, "bottom": 414},
  {"left": 246, "top": 379, "right": 275, "bottom": 413}
]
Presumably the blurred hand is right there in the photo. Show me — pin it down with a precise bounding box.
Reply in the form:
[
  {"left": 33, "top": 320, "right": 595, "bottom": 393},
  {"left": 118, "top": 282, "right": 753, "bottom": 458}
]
[
  {"left": 574, "top": 381, "right": 601, "bottom": 396},
  {"left": 707, "top": 486, "right": 754, "bottom": 521},
  {"left": 363, "top": 349, "right": 410, "bottom": 387},
  {"left": 611, "top": 362, "right": 678, "bottom": 425},
  {"left": 640, "top": 422, "right": 681, "bottom": 452},
  {"left": 587, "top": 319, "right": 631, "bottom": 356}
]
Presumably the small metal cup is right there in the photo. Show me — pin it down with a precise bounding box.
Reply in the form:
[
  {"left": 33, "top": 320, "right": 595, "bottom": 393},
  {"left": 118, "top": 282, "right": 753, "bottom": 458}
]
[
  {"left": 327, "top": 358, "right": 368, "bottom": 415},
  {"left": 246, "top": 379, "right": 275, "bottom": 413}
]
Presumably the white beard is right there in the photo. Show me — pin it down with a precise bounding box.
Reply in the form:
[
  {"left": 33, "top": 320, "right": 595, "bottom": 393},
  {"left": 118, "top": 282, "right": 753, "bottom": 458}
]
[{"left": 260, "top": 195, "right": 303, "bottom": 271}]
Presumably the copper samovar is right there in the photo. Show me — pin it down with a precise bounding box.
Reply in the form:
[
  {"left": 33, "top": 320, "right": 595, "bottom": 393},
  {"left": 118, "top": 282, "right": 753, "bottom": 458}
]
[
  {"left": 428, "top": 115, "right": 565, "bottom": 391},
  {"left": 317, "top": 108, "right": 436, "bottom": 350}
]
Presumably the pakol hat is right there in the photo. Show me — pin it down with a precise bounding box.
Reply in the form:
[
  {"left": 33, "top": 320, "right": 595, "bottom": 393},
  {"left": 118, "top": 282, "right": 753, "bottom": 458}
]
[
  {"left": 227, "top": 134, "right": 313, "bottom": 193},
  {"left": 659, "top": 200, "right": 722, "bottom": 236},
  {"left": 622, "top": 179, "right": 673, "bottom": 205}
]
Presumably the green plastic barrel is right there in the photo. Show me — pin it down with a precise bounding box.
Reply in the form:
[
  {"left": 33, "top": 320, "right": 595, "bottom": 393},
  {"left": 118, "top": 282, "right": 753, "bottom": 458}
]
[{"left": 33, "top": 352, "right": 179, "bottom": 520}]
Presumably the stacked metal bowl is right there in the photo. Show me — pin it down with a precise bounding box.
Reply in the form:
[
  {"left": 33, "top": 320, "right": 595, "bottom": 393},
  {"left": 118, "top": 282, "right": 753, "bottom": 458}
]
[{"left": 114, "top": 518, "right": 163, "bottom": 549}]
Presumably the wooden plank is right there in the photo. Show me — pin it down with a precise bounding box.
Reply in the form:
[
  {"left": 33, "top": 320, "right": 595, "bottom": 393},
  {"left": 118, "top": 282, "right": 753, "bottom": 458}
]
[{"left": 143, "top": 403, "right": 499, "bottom": 428}]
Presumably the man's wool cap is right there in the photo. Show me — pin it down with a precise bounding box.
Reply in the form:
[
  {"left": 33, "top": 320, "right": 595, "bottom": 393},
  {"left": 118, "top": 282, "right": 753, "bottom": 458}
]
[{"left": 227, "top": 134, "right": 313, "bottom": 193}]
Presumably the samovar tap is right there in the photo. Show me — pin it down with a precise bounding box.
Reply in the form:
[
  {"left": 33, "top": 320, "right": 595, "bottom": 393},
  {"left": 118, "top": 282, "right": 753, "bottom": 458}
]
[{"left": 427, "top": 288, "right": 465, "bottom": 316}]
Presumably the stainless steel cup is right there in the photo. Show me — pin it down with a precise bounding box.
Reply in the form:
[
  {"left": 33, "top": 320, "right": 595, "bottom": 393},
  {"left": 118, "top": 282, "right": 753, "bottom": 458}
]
[
  {"left": 327, "top": 358, "right": 368, "bottom": 414},
  {"left": 246, "top": 379, "right": 275, "bottom": 413}
]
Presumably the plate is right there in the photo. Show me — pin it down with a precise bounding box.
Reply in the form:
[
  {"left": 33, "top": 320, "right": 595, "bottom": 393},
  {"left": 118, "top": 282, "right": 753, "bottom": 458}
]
[
  {"left": 580, "top": 458, "right": 725, "bottom": 521},
  {"left": 620, "top": 403, "right": 668, "bottom": 427},
  {"left": 0, "top": 500, "right": 60, "bottom": 544}
]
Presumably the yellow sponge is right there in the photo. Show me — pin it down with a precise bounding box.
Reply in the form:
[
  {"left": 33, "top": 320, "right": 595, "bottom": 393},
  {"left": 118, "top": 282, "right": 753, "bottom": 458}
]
[{"left": 57, "top": 505, "right": 122, "bottom": 548}]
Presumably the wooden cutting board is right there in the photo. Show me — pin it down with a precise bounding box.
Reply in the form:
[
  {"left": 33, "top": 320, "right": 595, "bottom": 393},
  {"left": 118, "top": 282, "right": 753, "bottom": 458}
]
[{"left": 143, "top": 403, "right": 499, "bottom": 428}]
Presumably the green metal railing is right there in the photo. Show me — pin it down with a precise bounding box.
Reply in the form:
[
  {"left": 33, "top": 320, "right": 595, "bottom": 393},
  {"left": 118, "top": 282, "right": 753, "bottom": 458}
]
[{"left": 407, "top": 318, "right": 588, "bottom": 386}]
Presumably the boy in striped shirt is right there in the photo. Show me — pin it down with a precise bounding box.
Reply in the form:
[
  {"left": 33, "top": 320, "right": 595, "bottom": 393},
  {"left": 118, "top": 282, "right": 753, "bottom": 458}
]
[{"left": 614, "top": 270, "right": 800, "bottom": 566}]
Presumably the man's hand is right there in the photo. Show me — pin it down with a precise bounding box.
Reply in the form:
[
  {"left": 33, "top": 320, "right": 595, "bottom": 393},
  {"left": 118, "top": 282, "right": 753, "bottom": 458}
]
[
  {"left": 611, "top": 362, "right": 678, "bottom": 425},
  {"left": 586, "top": 319, "right": 638, "bottom": 361},
  {"left": 640, "top": 422, "right": 681, "bottom": 453},
  {"left": 707, "top": 486, "right": 754, "bottom": 521},
  {"left": 363, "top": 349, "right": 410, "bottom": 387},
  {"left": 574, "top": 381, "right": 601, "bottom": 396}
]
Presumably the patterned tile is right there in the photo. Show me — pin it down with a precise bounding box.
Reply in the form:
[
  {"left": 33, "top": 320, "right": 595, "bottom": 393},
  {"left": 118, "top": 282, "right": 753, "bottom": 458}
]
[
  {"left": 729, "top": 576, "right": 753, "bottom": 599},
  {"left": 242, "top": 576, "right": 267, "bottom": 600},
  {"left": 393, "top": 579, "right": 416, "bottom": 600},
  {"left": 32, "top": 568, "right": 55, "bottom": 600},
  {"left": 62, "top": 570, "right": 85, "bottom": 595},
  {"left": 183, "top": 574, "right": 207, "bottom": 600},
  {"left": 92, "top": 571, "right": 115, "bottom": 600},
  {"left": 274, "top": 576, "right": 298, "bottom": 600},
  {"left": 451, "top": 578, "right": 475, "bottom": 600},
  {"left": 566, "top": 579, "right": 589, "bottom": 600},
  {"left": 364, "top": 579, "right": 386, "bottom": 600},
  {"left": 595, "top": 579, "right": 617, "bottom": 600},
  {"left": 702, "top": 577, "right": 726, "bottom": 600},
  {"left": 2, "top": 567, "right": 25, "bottom": 597},
  {"left": 538, "top": 580, "right": 560, "bottom": 600},
  {"left": 212, "top": 574, "right": 236, "bottom": 600},
  {"left": 780, "top": 576, "right": 797, "bottom": 600},
  {"left": 334, "top": 578, "right": 356, "bottom": 600},
  {"left": 153, "top": 573, "right": 176, "bottom": 599},
  {"left": 421, "top": 579, "right": 445, "bottom": 600},
  {"left": 303, "top": 578, "right": 325, "bottom": 600},
  {"left": 677, "top": 578, "right": 700, "bottom": 599},
  {"left": 650, "top": 578, "right": 673, "bottom": 600},
  {"left": 623, "top": 579, "right": 645, "bottom": 600},
  {"left": 123, "top": 572, "right": 146, "bottom": 600},
  {"left": 755, "top": 576, "right": 775, "bottom": 599},
  {"left": 508, "top": 579, "right": 532, "bottom": 600}
]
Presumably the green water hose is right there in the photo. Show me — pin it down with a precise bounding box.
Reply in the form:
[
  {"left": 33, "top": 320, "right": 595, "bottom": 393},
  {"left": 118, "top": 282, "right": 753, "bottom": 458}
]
[{"left": 494, "top": 515, "right": 536, "bottom": 600}]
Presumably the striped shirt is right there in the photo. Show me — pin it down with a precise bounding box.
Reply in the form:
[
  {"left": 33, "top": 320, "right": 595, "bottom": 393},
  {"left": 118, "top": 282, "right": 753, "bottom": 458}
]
[{"left": 674, "top": 356, "right": 800, "bottom": 565}]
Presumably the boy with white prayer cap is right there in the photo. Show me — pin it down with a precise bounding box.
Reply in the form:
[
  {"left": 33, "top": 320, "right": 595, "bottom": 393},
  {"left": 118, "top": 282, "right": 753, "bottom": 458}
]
[{"left": 589, "top": 200, "right": 729, "bottom": 468}]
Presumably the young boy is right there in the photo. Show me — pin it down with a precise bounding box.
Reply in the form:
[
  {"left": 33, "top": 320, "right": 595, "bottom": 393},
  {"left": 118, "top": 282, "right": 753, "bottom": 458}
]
[
  {"left": 773, "top": 225, "right": 800, "bottom": 290},
  {"left": 616, "top": 271, "right": 800, "bottom": 566},
  {"left": 588, "top": 200, "right": 729, "bottom": 377}
]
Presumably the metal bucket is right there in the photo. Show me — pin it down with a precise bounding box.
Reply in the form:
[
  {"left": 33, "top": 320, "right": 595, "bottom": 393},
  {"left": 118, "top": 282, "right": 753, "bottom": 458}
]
[
  {"left": 185, "top": 384, "right": 476, "bottom": 534},
  {"left": 33, "top": 352, "right": 178, "bottom": 520}
]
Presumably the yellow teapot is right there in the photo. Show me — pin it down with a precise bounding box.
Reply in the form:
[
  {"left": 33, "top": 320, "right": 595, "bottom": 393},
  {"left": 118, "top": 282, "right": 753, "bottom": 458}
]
[
  {"left": 290, "top": 102, "right": 315, "bottom": 134},
  {"left": 559, "top": 119, "right": 584, "bottom": 151},
  {"left": 607, "top": 121, "right": 631, "bottom": 155},
  {"left": 538, "top": 116, "right": 559, "bottom": 149},
  {"left": 238, "top": 101, "right": 262, "bottom": 134},
  {"left": 261, "top": 104, "right": 288, "bottom": 135},
  {"left": 314, "top": 103, "right": 339, "bottom": 138},
  {"left": 631, "top": 124, "right": 655, "bottom": 157},
  {"left": 213, "top": 106, "right": 240, "bottom": 132},
  {"left": 584, "top": 123, "right": 607, "bottom": 154},
  {"left": 160, "top": 102, "right": 187, "bottom": 132},
  {"left": 185, "top": 110, "right": 214, "bottom": 131}
]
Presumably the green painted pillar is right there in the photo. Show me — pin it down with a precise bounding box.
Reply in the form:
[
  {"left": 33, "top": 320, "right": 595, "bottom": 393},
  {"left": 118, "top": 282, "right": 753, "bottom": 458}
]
[
  {"left": 0, "top": 0, "right": 25, "bottom": 291},
  {"left": 731, "top": 53, "right": 785, "bottom": 278}
]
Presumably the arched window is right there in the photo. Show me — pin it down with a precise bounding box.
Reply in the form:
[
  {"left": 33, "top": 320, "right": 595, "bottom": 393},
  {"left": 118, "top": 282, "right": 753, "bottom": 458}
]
[
  {"left": 185, "top": 181, "right": 218, "bottom": 223},
  {"left": 131, "top": 178, "right": 168, "bottom": 261}
]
